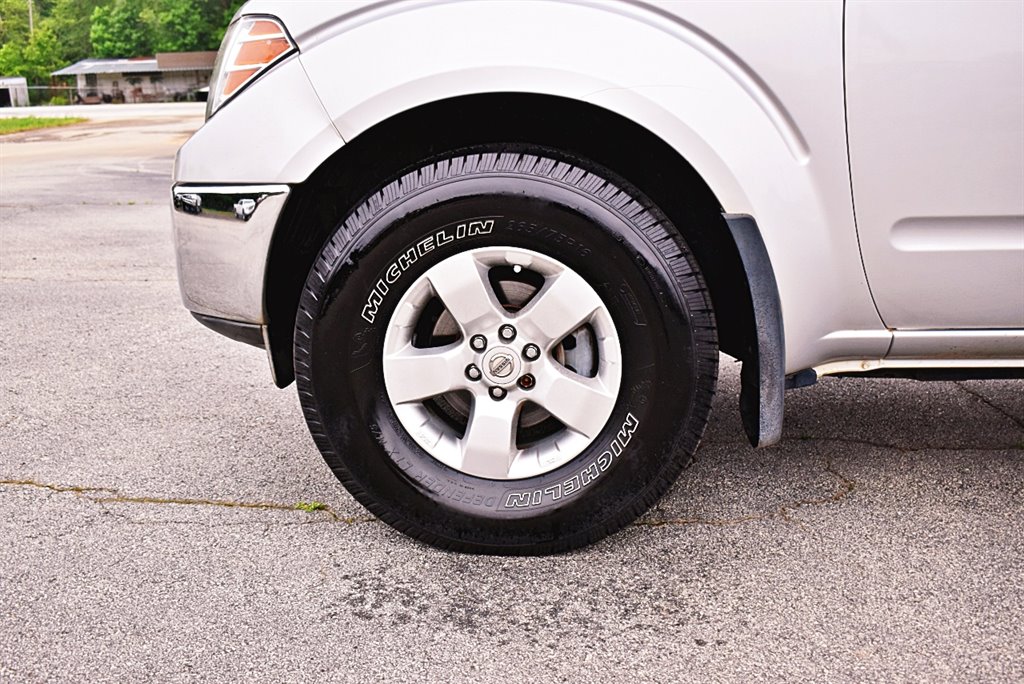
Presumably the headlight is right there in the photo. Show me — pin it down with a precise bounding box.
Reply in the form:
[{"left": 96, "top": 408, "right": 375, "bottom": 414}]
[{"left": 207, "top": 15, "right": 296, "bottom": 119}]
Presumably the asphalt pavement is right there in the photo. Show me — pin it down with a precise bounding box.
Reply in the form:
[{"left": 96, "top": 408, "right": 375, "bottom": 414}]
[{"left": 1, "top": 105, "right": 1022, "bottom": 682}]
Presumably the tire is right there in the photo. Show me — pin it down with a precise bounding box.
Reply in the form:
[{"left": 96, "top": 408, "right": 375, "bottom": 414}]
[{"left": 294, "top": 147, "right": 717, "bottom": 554}]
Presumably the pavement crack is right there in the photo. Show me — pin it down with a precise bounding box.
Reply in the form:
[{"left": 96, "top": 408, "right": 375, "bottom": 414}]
[
  {"left": 0, "top": 479, "right": 118, "bottom": 495},
  {"left": 954, "top": 383, "right": 1024, "bottom": 432},
  {"left": 0, "top": 478, "right": 375, "bottom": 525},
  {"left": 637, "top": 457, "right": 856, "bottom": 528},
  {"left": 90, "top": 493, "right": 344, "bottom": 519},
  {"left": 102, "top": 515, "right": 364, "bottom": 529}
]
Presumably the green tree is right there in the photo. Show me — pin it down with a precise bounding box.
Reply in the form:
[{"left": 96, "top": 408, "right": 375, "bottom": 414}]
[
  {"left": 20, "top": 24, "right": 62, "bottom": 79},
  {"left": 43, "top": 0, "right": 106, "bottom": 63},
  {"left": 0, "top": 23, "right": 61, "bottom": 81},
  {"left": 211, "top": 0, "right": 244, "bottom": 43},
  {"left": 1, "top": 0, "right": 244, "bottom": 81},
  {"left": 0, "top": 0, "right": 57, "bottom": 80},
  {"left": 153, "top": 0, "right": 244, "bottom": 51},
  {"left": 0, "top": 0, "right": 32, "bottom": 47},
  {"left": 89, "top": 0, "right": 152, "bottom": 58},
  {"left": 89, "top": 0, "right": 244, "bottom": 57},
  {"left": 153, "top": 0, "right": 211, "bottom": 52}
]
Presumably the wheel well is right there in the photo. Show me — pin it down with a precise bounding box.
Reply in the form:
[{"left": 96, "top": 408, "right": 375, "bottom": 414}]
[{"left": 265, "top": 93, "right": 756, "bottom": 387}]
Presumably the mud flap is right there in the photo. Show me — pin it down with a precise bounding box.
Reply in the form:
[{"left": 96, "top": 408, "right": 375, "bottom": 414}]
[{"left": 723, "top": 214, "right": 784, "bottom": 447}]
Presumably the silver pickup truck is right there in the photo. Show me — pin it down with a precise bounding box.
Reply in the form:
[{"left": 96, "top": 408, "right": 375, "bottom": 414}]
[{"left": 171, "top": 1, "right": 1024, "bottom": 553}]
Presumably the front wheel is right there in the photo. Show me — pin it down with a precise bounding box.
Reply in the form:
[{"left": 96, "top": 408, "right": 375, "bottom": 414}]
[{"left": 294, "top": 148, "right": 717, "bottom": 554}]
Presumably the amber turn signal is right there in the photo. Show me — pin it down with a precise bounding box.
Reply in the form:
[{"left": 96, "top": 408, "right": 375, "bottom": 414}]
[{"left": 207, "top": 16, "right": 296, "bottom": 118}]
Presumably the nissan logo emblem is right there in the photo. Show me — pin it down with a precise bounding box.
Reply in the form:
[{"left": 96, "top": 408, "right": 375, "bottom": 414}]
[{"left": 489, "top": 353, "right": 514, "bottom": 378}]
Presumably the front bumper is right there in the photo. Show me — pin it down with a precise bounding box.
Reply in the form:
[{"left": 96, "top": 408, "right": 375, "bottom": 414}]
[{"left": 171, "top": 184, "right": 290, "bottom": 326}]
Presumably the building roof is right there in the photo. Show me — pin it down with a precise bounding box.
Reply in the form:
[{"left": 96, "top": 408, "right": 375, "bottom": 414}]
[
  {"left": 156, "top": 52, "right": 218, "bottom": 70},
  {"left": 53, "top": 57, "right": 158, "bottom": 76},
  {"left": 52, "top": 52, "right": 217, "bottom": 77}
]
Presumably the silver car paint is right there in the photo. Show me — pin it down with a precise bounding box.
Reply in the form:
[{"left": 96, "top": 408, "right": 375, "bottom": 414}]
[
  {"left": 173, "top": 0, "right": 1024, "bottom": 374},
  {"left": 846, "top": 0, "right": 1024, "bottom": 330}
]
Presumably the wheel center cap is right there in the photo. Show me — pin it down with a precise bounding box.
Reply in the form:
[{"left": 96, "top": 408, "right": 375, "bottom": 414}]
[{"left": 481, "top": 346, "right": 521, "bottom": 385}]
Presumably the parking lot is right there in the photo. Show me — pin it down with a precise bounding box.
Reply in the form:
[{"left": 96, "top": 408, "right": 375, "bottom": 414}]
[{"left": 1, "top": 105, "right": 1022, "bottom": 682}]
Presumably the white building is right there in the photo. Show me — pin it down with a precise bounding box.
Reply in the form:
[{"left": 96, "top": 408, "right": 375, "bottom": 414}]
[
  {"left": 0, "top": 77, "right": 30, "bottom": 107},
  {"left": 51, "top": 52, "right": 217, "bottom": 103}
]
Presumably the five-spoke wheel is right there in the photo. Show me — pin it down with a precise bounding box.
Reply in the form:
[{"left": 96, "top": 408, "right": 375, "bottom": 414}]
[{"left": 382, "top": 247, "right": 621, "bottom": 480}]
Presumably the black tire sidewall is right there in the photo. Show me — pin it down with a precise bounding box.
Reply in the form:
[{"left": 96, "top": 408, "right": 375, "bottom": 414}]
[{"left": 299, "top": 169, "right": 709, "bottom": 551}]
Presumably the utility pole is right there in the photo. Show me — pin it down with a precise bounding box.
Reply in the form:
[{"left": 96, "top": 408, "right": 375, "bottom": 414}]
[{"left": 28, "top": 0, "right": 34, "bottom": 36}]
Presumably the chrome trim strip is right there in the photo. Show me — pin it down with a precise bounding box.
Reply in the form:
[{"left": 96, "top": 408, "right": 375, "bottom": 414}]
[
  {"left": 172, "top": 183, "right": 290, "bottom": 324},
  {"left": 814, "top": 357, "right": 1024, "bottom": 377}
]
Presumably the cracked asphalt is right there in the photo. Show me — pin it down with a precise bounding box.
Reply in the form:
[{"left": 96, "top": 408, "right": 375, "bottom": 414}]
[{"left": 2, "top": 105, "right": 1023, "bottom": 682}]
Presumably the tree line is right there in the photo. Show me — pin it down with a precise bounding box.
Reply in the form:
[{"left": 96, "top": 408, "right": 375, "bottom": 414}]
[{"left": 0, "top": 0, "right": 244, "bottom": 83}]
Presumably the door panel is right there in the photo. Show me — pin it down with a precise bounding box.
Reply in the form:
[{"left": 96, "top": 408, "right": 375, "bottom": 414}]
[{"left": 846, "top": 0, "right": 1024, "bottom": 329}]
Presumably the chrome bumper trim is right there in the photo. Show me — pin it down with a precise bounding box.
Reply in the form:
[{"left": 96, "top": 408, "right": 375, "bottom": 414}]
[{"left": 172, "top": 183, "right": 289, "bottom": 323}]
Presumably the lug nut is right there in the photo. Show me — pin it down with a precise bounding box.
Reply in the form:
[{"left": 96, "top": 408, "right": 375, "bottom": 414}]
[
  {"left": 517, "top": 374, "right": 535, "bottom": 391},
  {"left": 522, "top": 343, "right": 541, "bottom": 361},
  {"left": 498, "top": 324, "right": 517, "bottom": 342},
  {"left": 465, "top": 364, "right": 482, "bottom": 381},
  {"left": 470, "top": 334, "right": 487, "bottom": 352},
  {"left": 489, "top": 386, "right": 507, "bottom": 401}
]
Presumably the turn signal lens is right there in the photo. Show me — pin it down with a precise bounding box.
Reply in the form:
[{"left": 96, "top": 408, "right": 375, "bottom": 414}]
[{"left": 207, "top": 16, "right": 296, "bottom": 118}]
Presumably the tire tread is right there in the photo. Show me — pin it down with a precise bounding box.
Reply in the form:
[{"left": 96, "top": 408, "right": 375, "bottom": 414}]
[{"left": 294, "top": 148, "right": 718, "bottom": 555}]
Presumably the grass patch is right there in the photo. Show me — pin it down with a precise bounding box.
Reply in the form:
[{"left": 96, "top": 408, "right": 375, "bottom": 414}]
[
  {"left": 294, "top": 501, "right": 328, "bottom": 512},
  {"left": 0, "top": 117, "right": 88, "bottom": 135}
]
